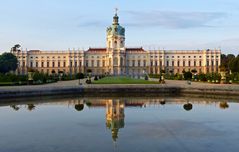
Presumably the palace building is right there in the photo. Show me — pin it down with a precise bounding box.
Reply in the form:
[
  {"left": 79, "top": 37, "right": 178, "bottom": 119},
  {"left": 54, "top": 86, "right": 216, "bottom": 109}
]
[{"left": 12, "top": 10, "right": 221, "bottom": 76}]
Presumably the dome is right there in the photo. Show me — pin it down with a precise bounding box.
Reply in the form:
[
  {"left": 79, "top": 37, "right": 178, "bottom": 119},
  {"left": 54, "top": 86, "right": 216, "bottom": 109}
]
[{"left": 107, "top": 12, "right": 125, "bottom": 36}]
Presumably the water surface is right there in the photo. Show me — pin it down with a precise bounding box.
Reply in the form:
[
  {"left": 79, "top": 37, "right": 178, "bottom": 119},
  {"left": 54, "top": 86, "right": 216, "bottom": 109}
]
[{"left": 0, "top": 96, "right": 238, "bottom": 152}]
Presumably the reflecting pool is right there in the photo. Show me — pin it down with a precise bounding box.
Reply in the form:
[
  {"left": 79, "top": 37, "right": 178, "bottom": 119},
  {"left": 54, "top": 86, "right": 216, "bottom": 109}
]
[{"left": 0, "top": 96, "right": 239, "bottom": 152}]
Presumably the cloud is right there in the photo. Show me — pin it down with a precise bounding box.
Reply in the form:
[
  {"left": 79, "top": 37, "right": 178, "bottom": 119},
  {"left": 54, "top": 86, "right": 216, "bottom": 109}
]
[{"left": 125, "top": 10, "right": 227, "bottom": 29}]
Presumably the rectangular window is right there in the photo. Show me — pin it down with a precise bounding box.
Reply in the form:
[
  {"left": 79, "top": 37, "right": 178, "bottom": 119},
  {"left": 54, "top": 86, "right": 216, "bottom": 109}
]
[
  {"left": 132, "top": 60, "right": 135, "bottom": 67},
  {"left": 199, "top": 61, "right": 202, "bottom": 67},
  {"left": 47, "top": 62, "right": 49, "bottom": 68},
  {"left": 75, "top": 61, "right": 77, "bottom": 67},
  {"left": 80, "top": 61, "right": 82, "bottom": 67},
  {"left": 155, "top": 61, "right": 158, "bottom": 66},
  {"left": 138, "top": 60, "right": 141, "bottom": 67},
  {"left": 183, "top": 61, "right": 185, "bottom": 66},
  {"left": 63, "top": 62, "right": 66, "bottom": 67},
  {"left": 211, "top": 61, "right": 214, "bottom": 66},
  {"left": 103, "top": 60, "right": 105, "bottom": 67},
  {"left": 188, "top": 61, "right": 191, "bottom": 67},
  {"left": 58, "top": 62, "right": 60, "bottom": 67},
  {"left": 86, "top": 60, "right": 88, "bottom": 67},
  {"left": 207, "top": 61, "right": 209, "bottom": 66},
  {"left": 30, "top": 62, "right": 33, "bottom": 68},
  {"left": 143, "top": 60, "right": 146, "bottom": 67},
  {"left": 41, "top": 62, "right": 44, "bottom": 67},
  {"left": 172, "top": 61, "right": 174, "bottom": 67},
  {"left": 23, "top": 61, "right": 25, "bottom": 67},
  {"left": 91, "top": 60, "right": 94, "bottom": 67},
  {"left": 36, "top": 62, "right": 38, "bottom": 68},
  {"left": 52, "top": 62, "right": 55, "bottom": 68},
  {"left": 150, "top": 61, "right": 153, "bottom": 66},
  {"left": 177, "top": 61, "right": 180, "bottom": 66},
  {"left": 160, "top": 61, "right": 162, "bottom": 67},
  {"left": 70, "top": 61, "right": 72, "bottom": 67},
  {"left": 194, "top": 61, "right": 196, "bottom": 66},
  {"left": 216, "top": 61, "right": 218, "bottom": 66},
  {"left": 167, "top": 61, "right": 169, "bottom": 67},
  {"left": 97, "top": 60, "right": 100, "bottom": 67}
]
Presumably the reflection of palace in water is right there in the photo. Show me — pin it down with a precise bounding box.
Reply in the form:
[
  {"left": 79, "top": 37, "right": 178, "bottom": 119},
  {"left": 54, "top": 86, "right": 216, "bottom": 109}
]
[
  {"left": 106, "top": 100, "right": 125, "bottom": 142},
  {"left": 2, "top": 97, "right": 233, "bottom": 141}
]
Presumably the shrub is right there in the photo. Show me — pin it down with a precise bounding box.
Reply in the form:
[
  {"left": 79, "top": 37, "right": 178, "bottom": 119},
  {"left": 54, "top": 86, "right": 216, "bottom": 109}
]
[
  {"left": 94, "top": 76, "right": 98, "bottom": 81},
  {"left": 86, "top": 79, "right": 92, "bottom": 84},
  {"left": 184, "top": 71, "right": 192, "bottom": 80}
]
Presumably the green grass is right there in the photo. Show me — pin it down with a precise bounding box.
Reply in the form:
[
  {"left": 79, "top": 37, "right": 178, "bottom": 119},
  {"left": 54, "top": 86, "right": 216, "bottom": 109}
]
[{"left": 93, "top": 76, "right": 159, "bottom": 84}]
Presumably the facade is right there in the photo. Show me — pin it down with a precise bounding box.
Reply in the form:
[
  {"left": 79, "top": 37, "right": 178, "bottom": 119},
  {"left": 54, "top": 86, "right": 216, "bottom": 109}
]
[{"left": 12, "top": 11, "right": 221, "bottom": 76}]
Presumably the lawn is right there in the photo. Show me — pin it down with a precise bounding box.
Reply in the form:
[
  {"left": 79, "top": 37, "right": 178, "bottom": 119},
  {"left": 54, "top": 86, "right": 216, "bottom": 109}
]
[{"left": 93, "top": 76, "right": 159, "bottom": 84}]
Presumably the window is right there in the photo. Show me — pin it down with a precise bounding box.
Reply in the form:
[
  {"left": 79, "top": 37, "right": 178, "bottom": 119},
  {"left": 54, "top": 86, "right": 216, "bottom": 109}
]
[
  {"left": 80, "top": 61, "right": 82, "bottom": 67},
  {"left": 47, "top": 62, "right": 49, "bottom": 68},
  {"left": 41, "top": 62, "right": 44, "bottom": 67},
  {"left": 160, "top": 61, "right": 162, "bottom": 67},
  {"left": 103, "top": 60, "right": 105, "bottom": 67},
  {"left": 143, "top": 60, "right": 146, "bottom": 67},
  {"left": 194, "top": 61, "right": 196, "bottom": 66},
  {"left": 23, "top": 61, "right": 25, "bottom": 67},
  {"left": 207, "top": 61, "right": 209, "bottom": 66},
  {"left": 52, "top": 62, "right": 55, "bottom": 68},
  {"left": 30, "top": 61, "right": 33, "bottom": 67},
  {"left": 58, "top": 62, "right": 60, "bottom": 67},
  {"left": 199, "top": 61, "right": 202, "bottom": 66},
  {"left": 132, "top": 60, "right": 135, "bottom": 67},
  {"left": 70, "top": 61, "right": 72, "bottom": 67},
  {"left": 211, "top": 61, "right": 214, "bottom": 66},
  {"left": 75, "top": 61, "right": 77, "bottom": 67},
  {"left": 36, "top": 62, "right": 38, "bottom": 68},
  {"left": 183, "top": 61, "right": 185, "bottom": 66},
  {"left": 177, "top": 61, "right": 180, "bottom": 66},
  {"left": 138, "top": 60, "right": 141, "bottom": 67},
  {"left": 63, "top": 62, "right": 66, "bottom": 67},
  {"left": 86, "top": 60, "right": 88, "bottom": 67},
  {"left": 194, "top": 56, "right": 196, "bottom": 58},
  {"left": 91, "top": 60, "right": 94, "bottom": 67},
  {"left": 172, "top": 61, "right": 174, "bottom": 66},
  {"left": 188, "top": 61, "right": 191, "bottom": 67},
  {"left": 167, "top": 61, "right": 169, "bottom": 67},
  {"left": 155, "top": 61, "right": 158, "bottom": 66},
  {"left": 150, "top": 61, "right": 153, "bottom": 66},
  {"left": 97, "top": 60, "right": 100, "bottom": 67},
  {"left": 188, "top": 56, "right": 191, "bottom": 58},
  {"left": 216, "top": 61, "right": 218, "bottom": 66}
]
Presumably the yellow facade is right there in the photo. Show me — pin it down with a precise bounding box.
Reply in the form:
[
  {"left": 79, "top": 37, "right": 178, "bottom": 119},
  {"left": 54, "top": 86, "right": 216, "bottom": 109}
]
[{"left": 12, "top": 12, "right": 221, "bottom": 75}]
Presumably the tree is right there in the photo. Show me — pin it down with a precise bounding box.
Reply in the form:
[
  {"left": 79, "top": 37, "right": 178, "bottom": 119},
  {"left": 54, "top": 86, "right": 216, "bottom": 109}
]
[
  {"left": 229, "top": 56, "right": 239, "bottom": 73},
  {"left": 183, "top": 71, "right": 192, "bottom": 80},
  {"left": 0, "top": 53, "right": 18, "bottom": 74},
  {"left": 11, "top": 44, "right": 21, "bottom": 53},
  {"left": 78, "top": 73, "right": 84, "bottom": 85}
]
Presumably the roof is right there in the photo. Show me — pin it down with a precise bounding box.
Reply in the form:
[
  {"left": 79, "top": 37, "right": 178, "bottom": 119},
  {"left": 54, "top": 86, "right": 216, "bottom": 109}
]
[
  {"left": 86, "top": 48, "right": 107, "bottom": 53},
  {"left": 126, "top": 47, "right": 146, "bottom": 52}
]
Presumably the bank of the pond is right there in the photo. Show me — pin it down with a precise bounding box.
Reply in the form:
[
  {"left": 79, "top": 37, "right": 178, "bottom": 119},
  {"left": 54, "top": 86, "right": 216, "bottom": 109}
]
[{"left": 0, "top": 80, "right": 239, "bottom": 98}]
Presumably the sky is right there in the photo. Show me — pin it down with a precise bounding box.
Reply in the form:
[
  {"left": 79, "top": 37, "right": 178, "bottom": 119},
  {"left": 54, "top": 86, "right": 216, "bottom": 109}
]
[{"left": 0, "top": 0, "right": 238, "bottom": 55}]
